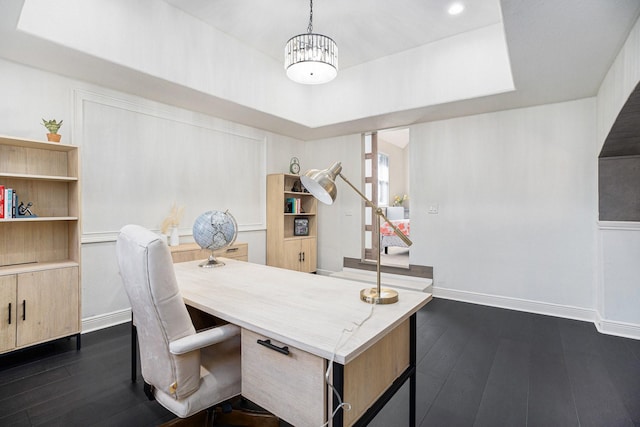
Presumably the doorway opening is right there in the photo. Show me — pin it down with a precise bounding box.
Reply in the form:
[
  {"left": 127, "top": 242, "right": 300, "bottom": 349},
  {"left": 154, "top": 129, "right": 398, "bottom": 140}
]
[{"left": 362, "top": 128, "right": 410, "bottom": 269}]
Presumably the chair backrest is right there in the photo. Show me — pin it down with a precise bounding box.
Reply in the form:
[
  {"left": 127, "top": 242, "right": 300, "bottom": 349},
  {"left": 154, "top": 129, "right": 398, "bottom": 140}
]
[{"left": 116, "top": 224, "right": 201, "bottom": 399}]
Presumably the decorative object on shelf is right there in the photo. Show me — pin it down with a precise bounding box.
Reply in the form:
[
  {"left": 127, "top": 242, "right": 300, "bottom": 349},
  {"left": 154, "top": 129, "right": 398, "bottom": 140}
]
[
  {"left": 301, "top": 161, "right": 413, "bottom": 304},
  {"left": 160, "top": 203, "right": 184, "bottom": 246},
  {"left": 294, "top": 217, "right": 310, "bottom": 236},
  {"left": 17, "top": 201, "right": 36, "bottom": 217},
  {"left": 169, "top": 226, "right": 180, "bottom": 247},
  {"left": 291, "top": 179, "right": 303, "bottom": 192},
  {"left": 393, "top": 194, "right": 409, "bottom": 207},
  {"left": 284, "top": 0, "right": 338, "bottom": 85},
  {"left": 192, "top": 209, "right": 238, "bottom": 268},
  {"left": 289, "top": 157, "right": 301, "bottom": 175},
  {"left": 41, "top": 118, "right": 63, "bottom": 142}
]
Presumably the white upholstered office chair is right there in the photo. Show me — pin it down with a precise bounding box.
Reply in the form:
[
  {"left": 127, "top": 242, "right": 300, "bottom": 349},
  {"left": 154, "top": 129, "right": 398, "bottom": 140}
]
[{"left": 116, "top": 224, "right": 241, "bottom": 421}]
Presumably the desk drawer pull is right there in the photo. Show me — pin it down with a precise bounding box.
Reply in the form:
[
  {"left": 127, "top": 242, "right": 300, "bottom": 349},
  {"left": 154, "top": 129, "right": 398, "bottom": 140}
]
[
  {"left": 226, "top": 247, "right": 239, "bottom": 253},
  {"left": 257, "top": 339, "right": 289, "bottom": 355}
]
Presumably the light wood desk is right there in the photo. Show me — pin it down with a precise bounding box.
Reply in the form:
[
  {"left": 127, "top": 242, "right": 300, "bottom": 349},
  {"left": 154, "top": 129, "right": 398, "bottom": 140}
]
[{"left": 173, "top": 259, "right": 432, "bottom": 427}]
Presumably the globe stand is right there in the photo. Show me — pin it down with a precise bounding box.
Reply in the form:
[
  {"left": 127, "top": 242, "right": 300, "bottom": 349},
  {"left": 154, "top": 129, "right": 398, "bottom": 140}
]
[{"left": 199, "top": 252, "right": 225, "bottom": 268}]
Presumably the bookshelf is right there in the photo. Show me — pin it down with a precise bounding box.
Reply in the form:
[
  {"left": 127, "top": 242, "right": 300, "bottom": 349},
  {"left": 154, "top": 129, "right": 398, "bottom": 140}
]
[
  {"left": 0, "top": 135, "right": 81, "bottom": 354},
  {"left": 266, "top": 173, "right": 317, "bottom": 273}
]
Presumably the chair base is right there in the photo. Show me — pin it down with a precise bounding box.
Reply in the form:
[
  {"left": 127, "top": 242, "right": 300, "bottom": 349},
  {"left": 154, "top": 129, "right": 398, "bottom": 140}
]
[{"left": 159, "top": 397, "right": 279, "bottom": 427}]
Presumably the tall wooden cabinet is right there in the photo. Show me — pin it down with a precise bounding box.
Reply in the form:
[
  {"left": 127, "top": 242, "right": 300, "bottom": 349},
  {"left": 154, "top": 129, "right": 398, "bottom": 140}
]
[
  {"left": 0, "top": 135, "right": 81, "bottom": 354},
  {"left": 266, "top": 174, "right": 317, "bottom": 273}
]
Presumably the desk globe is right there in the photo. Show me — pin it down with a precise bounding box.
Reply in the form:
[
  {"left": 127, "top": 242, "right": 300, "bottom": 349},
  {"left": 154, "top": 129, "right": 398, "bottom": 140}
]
[{"left": 192, "top": 210, "right": 238, "bottom": 268}]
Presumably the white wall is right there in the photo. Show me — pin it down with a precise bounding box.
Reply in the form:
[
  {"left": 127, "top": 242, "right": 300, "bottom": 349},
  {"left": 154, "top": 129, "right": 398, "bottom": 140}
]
[
  {"left": 411, "top": 99, "right": 598, "bottom": 318},
  {"left": 596, "top": 15, "right": 640, "bottom": 337},
  {"left": 309, "top": 99, "right": 600, "bottom": 323},
  {"left": 303, "top": 135, "right": 362, "bottom": 274},
  {"left": 0, "top": 58, "right": 303, "bottom": 331}
]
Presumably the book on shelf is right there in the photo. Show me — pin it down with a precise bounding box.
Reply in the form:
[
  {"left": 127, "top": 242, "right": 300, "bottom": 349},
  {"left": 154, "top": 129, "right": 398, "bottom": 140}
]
[
  {"left": 12, "top": 190, "right": 17, "bottom": 218},
  {"left": 4, "top": 187, "right": 13, "bottom": 219},
  {"left": 0, "top": 185, "right": 4, "bottom": 219}
]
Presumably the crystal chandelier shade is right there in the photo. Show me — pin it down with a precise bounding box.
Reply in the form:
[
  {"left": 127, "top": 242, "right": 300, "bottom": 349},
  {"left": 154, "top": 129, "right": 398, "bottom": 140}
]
[{"left": 284, "top": 0, "right": 338, "bottom": 85}]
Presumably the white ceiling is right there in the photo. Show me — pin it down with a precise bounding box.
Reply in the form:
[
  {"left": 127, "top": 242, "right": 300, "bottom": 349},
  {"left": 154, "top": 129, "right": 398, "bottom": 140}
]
[
  {"left": 1, "top": 0, "right": 640, "bottom": 140},
  {"left": 163, "top": 0, "right": 503, "bottom": 70}
]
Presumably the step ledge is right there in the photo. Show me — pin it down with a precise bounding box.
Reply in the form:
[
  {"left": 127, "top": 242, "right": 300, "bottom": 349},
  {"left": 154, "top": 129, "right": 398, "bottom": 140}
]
[{"left": 331, "top": 268, "right": 432, "bottom": 293}]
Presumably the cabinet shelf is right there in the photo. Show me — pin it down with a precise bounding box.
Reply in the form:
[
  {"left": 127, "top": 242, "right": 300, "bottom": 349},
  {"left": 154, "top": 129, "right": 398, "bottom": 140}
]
[
  {"left": 284, "top": 212, "right": 316, "bottom": 216},
  {"left": 0, "top": 172, "right": 77, "bottom": 182},
  {"left": 0, "top": 217, "right": 78, "bottom": 223},
  {"left": 283, "top": 236, "right": 316, "bottom": 241},
  {"left": 0, "top": 260, "right": 79, "bottom": 276},
  {"left": 0, "top": 135, "right": 77, "bottom": 152},
  {"left": 284, "top": 191, "right": 312, "bottom": 196}
]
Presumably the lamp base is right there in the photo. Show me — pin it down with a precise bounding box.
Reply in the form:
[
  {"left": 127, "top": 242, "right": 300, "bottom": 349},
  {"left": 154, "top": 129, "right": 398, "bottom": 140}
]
[
  {"left": 360, "top": 288, "right": 399, "bottom": 304},
  {"left": 199, "top": 255, "right": 225, "bottom": 268}
]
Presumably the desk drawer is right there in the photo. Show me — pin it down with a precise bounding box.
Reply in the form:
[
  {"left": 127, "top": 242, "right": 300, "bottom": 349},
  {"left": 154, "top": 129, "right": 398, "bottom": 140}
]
[
  {"left": 214, "top": 243, "right": 248, "bottom": 261},
  {"left": 242, "top": 329, "right": 326, "bottom": 427}
]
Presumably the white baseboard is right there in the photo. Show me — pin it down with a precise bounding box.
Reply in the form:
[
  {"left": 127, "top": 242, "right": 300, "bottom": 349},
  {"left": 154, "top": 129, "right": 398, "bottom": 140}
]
[
  {"left": 82, "top": 308, "right": 131, "bottom": 334},
  {"left": 595, "top": 312, "right": 640, "bottom": 340},
  {"left": 433, "top": 286, "right": 640, "bottom": 340},
  {"left": 433, "top": 286, "right": 596, "bottom": 322}
]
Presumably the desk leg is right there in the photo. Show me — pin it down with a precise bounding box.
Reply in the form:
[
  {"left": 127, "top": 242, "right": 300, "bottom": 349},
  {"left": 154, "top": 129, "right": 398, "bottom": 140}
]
[
  {"left": 332, "top": 363, "right": 345, "bottom": 426},
  {"left": 131, "top": 320, "right": 137, "bottom": 383},
  {"left": 410, "top": 314, "right": 417, "bottom": 427}
]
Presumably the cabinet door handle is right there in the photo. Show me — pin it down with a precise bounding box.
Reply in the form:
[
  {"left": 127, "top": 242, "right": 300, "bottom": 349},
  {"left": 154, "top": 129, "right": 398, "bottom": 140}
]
[
  {"left": 22, "top": 300, "right": 26, "bottom": 321},
  {"left": 298, "top": 252, "right": 302, "bottom": 262},
  {"left": 257, "top": 339, "right": 290, "bottom": 356},
  {"left": 302, "top": 252, "right": 305, "bottom": 261},
  {"left": 225, "top": 247, "right": 239, "bottom": 253},
  {"left": 7, "top": 303, "right": 11, "bottom": 325}
]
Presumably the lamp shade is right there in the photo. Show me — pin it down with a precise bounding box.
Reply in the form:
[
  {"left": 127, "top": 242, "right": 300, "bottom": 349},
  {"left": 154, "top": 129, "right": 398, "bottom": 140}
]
[
  {"left": 300, "top": 161, "right": 342, "bottom": 205},
  {"left": 285, "top": 33, "right": 338, "bottom": 85}
]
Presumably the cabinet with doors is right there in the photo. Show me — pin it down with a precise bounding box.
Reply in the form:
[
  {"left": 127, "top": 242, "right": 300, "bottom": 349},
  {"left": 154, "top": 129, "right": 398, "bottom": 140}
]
[
  {"left": 266, "top": 173, "right": 317, "bottom": 273},
  {"left": 0, "top": 135, "right": 81, "bottom": 354}
]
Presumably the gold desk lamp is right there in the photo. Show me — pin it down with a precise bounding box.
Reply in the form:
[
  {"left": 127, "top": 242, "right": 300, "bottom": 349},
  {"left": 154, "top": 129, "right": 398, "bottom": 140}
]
[{"left": 300, "top": 161, "right": 412, "bottom": 304}]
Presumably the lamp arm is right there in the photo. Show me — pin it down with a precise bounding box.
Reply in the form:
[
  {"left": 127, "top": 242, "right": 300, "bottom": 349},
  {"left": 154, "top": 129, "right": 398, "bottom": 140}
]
[{"left": 338, "top": 173, "right": 412, "bottom": 247}]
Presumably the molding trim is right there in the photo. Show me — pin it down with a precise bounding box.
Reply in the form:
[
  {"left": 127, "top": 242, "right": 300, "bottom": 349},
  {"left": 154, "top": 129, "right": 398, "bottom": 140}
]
[
  {"left": 595, "top": 312, "right": 640, "bottom": 340},
  {"left": 82, "top": 308, "right": 131, "bottom": 334},
  {"left": 433, "top": 286, "right": 596, "bottom": 322},
  {"left": 598, "top": 221, "right": 640, "bottom": 231},
  {"left": 73, "top": 87, "right": 268, "bottom": 238},
  {"left": 81, "top": 228, "right": 265, "bottom": 244}
]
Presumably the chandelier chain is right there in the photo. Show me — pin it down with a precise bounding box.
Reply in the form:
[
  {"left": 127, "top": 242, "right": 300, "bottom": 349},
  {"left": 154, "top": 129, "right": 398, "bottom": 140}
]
[{"left": 307, "top": 0, "right": 313, "bottom": 33}]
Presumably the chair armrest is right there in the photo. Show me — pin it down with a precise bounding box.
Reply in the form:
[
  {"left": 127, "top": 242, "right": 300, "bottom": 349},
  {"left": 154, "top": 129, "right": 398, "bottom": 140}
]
[{"left": 169, "top": 324, "right": 240, "bottom": 355}]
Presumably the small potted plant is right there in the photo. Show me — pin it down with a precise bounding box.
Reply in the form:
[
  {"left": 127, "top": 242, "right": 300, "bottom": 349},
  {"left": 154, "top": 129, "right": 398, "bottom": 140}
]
[{"left": 42, "top": 119, "right": 63, "bottom": 142}]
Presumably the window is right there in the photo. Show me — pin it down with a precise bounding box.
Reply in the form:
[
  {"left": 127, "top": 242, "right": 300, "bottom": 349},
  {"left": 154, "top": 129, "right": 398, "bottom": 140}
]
[{"left": 378, "top": 152, "right": 389, "bottom": 206}]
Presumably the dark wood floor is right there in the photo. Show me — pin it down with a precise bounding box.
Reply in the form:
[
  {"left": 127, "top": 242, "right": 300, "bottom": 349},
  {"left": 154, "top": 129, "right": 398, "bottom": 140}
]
[{"left": 1, "top": 298, "right": 639, "bottom": 426}]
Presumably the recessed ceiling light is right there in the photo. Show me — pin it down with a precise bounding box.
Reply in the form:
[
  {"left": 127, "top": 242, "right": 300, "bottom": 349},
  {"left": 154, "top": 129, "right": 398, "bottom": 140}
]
[{"left": 448, "top": 2, "right": 465, "bottom": 15}]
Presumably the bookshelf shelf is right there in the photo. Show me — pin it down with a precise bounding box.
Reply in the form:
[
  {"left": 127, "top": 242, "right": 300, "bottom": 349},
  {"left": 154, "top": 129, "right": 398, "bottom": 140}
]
[{"left": 0, "top": 172, "right": 78, "bottom": 182}]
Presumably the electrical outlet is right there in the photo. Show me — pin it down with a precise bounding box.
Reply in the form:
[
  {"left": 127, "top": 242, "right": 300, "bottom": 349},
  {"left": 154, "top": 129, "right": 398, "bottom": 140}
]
[{"left": 428, "top": 204, "right": 439, "bottom": 214}]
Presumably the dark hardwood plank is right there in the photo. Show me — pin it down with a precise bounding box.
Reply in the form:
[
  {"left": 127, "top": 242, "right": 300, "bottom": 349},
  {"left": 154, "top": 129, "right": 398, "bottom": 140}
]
[
  {"left": 527, "top": 348, "right": 579, "bottom": 427},
  {"left": 563, "top": 350, "right": 634, "bottom": 427},
  {"left": 473, "top": 339, "right": 530, "bottom": 427},
  {"left": 596, "top": 334, "right": 640, "bottom": 424}
]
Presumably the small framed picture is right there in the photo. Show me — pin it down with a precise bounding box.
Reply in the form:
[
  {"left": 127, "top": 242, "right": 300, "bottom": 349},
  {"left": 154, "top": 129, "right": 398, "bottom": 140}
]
[{"left": 294, "top": 217, "right": 309, "bottom": 236}]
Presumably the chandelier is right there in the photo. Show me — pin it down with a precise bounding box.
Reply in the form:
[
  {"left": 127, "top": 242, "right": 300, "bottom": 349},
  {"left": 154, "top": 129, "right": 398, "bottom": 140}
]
[{"left": 284, "top": 0, "right": 338, "bottom": 84}]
